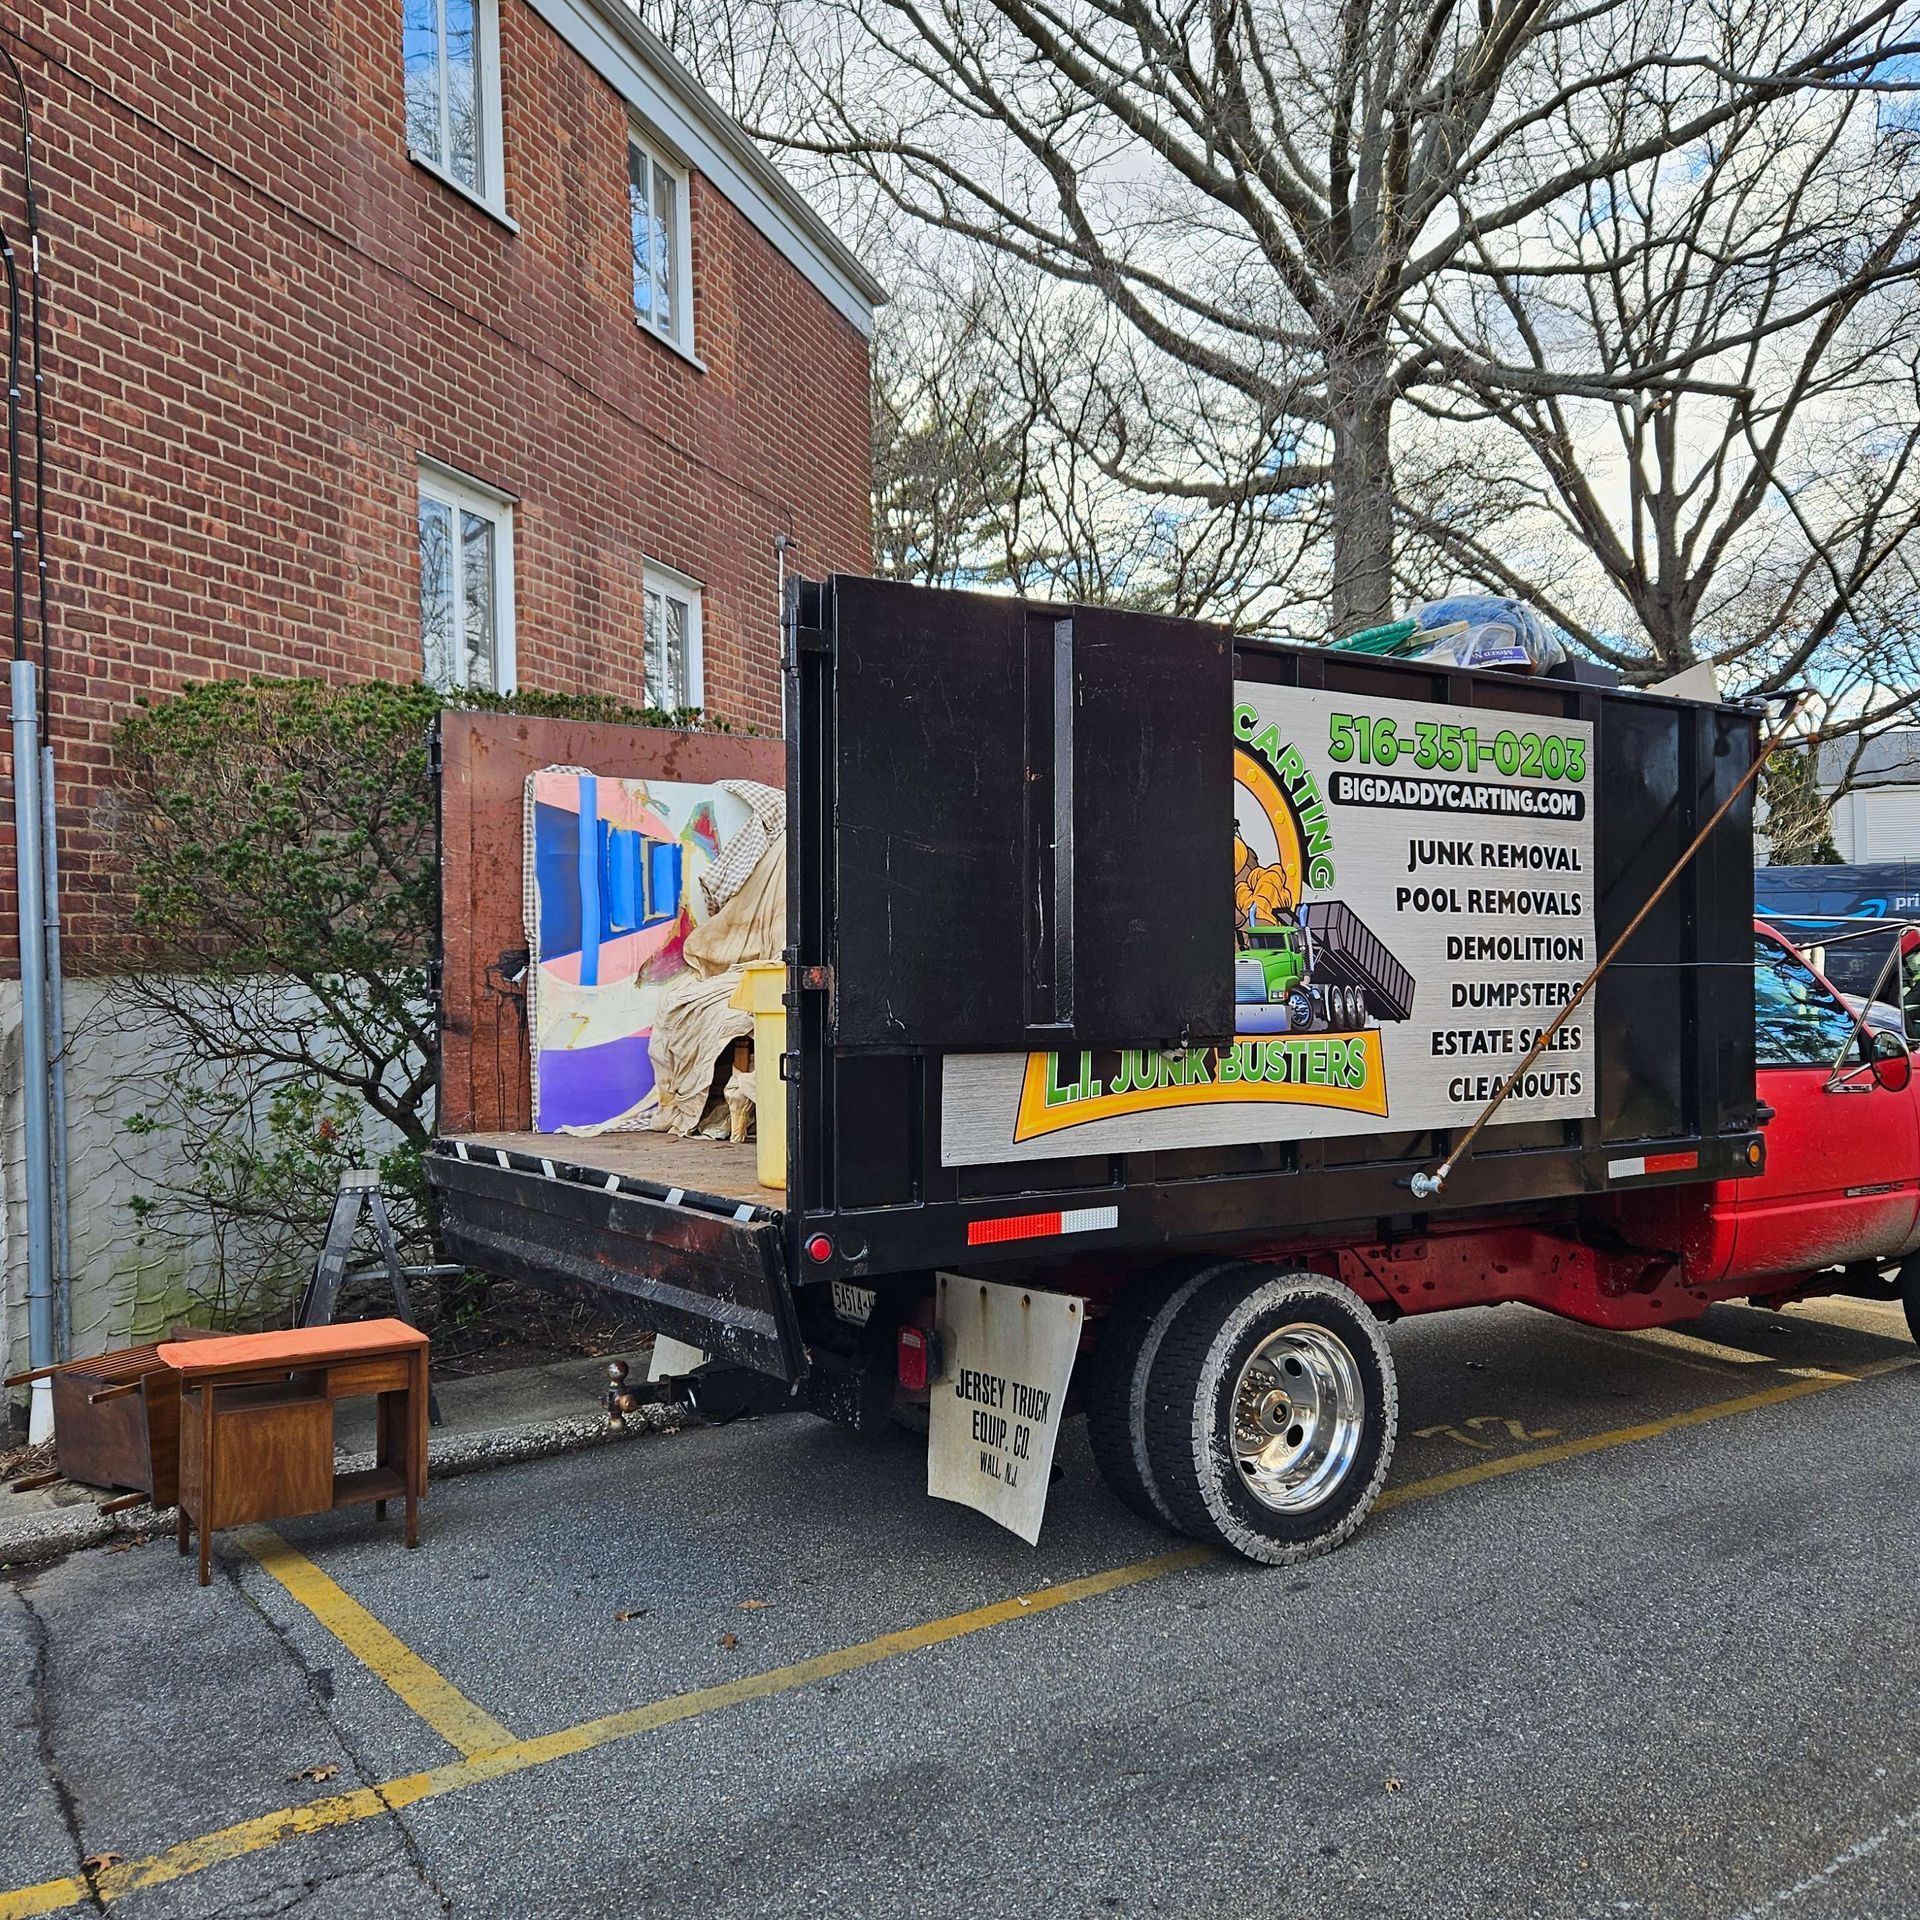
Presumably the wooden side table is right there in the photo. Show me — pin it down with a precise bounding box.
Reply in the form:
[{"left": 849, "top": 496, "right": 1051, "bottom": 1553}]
[{"left": 159, "top": 1320, "right": 430, "bottom": 1586}]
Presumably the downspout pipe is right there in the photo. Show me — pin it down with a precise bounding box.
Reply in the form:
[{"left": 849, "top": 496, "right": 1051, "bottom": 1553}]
[
  {"left": 0, "top": 213, "right": 53, "bottom": 1434},
  {"left": 2, "top": 48, "right": 67, "bottom": 1364},
  {"left": 11, "top": 656, "right": 54, "bottom": 1439}
]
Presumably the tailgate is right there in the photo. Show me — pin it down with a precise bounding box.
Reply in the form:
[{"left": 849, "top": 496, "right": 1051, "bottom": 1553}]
[{"left": 425, "top": 1141, "right": 803, "bottom": 1381}]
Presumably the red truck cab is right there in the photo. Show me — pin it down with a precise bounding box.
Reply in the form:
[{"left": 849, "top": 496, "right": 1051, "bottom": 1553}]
[
  {"left": 1734, "top": 923, "right": 1920, "bottom": 1279},
  {"left": 1613, "top": 923, "right": 1920, "bottom": 1299}
]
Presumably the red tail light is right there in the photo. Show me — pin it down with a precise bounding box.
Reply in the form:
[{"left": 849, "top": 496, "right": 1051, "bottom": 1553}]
[{"left": 896, "top": 1325, "right": 930, "bottom": 1393}]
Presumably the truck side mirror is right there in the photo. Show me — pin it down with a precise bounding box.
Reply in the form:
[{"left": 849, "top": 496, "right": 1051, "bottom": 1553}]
[{"left": 1871, "top": 1030, "right": 1913, "bottom": 1093}]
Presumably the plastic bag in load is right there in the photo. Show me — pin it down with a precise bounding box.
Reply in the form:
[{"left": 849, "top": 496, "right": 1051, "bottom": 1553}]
[{"left": 1403, "top": 595, "right": 1568, "bottom": 674}]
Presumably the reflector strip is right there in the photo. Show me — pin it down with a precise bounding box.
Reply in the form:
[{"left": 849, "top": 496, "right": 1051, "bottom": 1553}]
[
  {"left": 1606, "top": 1150, "right": 1699, "bottom": 1181},
  {"left": 966, "top": 1205, "right": 1119, "bottom": 1247}
]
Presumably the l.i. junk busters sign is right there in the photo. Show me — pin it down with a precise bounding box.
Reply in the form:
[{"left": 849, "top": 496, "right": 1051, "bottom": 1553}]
[{"left": 940, "top": 682, "right": 1597, "bottom": 1165}]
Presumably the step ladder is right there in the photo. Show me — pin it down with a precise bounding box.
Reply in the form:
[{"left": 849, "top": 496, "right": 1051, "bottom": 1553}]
[{"left": 298, "top": 1171, "right": 456, "bottom": 1426}]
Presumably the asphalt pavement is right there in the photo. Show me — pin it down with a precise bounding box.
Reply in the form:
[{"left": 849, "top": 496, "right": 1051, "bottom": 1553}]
[{"left": 6, "top": 1295, "right": 1920, "bottom": 1920}]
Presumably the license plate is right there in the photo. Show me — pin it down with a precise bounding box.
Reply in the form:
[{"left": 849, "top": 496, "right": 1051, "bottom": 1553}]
[{"left": 831, "top": 1281, "right": 876, "bottom": 1326}]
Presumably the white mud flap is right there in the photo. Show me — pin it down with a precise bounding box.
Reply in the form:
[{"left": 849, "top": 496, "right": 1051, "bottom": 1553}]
[{"left": 928, "top": 1274, "right": 1083, "bottom": 1545}]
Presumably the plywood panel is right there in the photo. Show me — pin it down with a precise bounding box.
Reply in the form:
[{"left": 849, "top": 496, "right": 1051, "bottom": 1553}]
[{"left": 437, "top": 713, "right": 783, "bottom": 1132}]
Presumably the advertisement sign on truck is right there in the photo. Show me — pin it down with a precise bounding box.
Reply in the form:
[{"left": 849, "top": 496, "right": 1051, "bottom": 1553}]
[{"left": 940, "top": 681, "right": 1597, "bottom": 1164}]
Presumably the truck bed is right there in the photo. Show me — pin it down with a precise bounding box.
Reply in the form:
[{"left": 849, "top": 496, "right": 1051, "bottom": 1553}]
[
  {"left": 446, "top": 1130, "right": 785, "bottom": 1212},
  {"left": 426, "top": 1129, "right": 802, "bottom": 1379}
]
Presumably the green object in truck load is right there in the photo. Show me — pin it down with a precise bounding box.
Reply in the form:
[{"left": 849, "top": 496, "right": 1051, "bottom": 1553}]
[{"left": 1330, "top": 618, "right": 1420, "bottom": 655}]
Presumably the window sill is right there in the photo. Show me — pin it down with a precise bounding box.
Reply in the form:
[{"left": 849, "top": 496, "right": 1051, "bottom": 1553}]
[
  {"left": 634, "top": 312, "right": 706, "bottom": 374},
  {"left": 427, "top": 678, "right": 520, "bottom": 697},
  {"left": 409, "top": 151, "right": 520, "bottom": 234}
]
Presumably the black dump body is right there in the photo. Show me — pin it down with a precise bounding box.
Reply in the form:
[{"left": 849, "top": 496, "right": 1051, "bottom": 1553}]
[
  {"left": 427, "top": 576, "right": 1762, "bottom": 1382},
  {"left": 1300, "top": 901, "right": 1416, "bottom": 1022}
]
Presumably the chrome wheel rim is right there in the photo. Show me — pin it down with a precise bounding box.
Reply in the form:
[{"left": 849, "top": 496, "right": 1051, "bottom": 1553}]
[{"left": 1229, "top": 1322, "right": 1366, "bottom": 1512}]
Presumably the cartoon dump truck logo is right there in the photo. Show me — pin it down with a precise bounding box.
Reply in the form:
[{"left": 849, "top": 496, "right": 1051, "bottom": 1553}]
[{"left": 1233, "top": 789, "right": 1415, "bottom": 1037}]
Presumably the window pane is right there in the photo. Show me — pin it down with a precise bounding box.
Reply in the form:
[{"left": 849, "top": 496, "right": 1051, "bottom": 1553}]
[
  {"left": 644, "top": 589, "right": 668, "bottom": 708},
  {"left": 461, "top": 507, "right": 496, "bottom": 690},
  {"left": 419, "top": 494, "right": 455, "bottom": 688},
  {"left": 661, "top": 591, "right": 686, "bottom": 706},
  {"left": 445, "top": 0, "right": 479, "bottom": 191},
  {"left": 653, "top": 160, "right": 677, "bottom": 337},
  {"left": 1754, "top": 937, "right": 1863, "bottom": 1068},
  {"left": 628, "top": 141, "right": 652, "bottom": 320},
  {"left": 402, "top": 0, "right": 443, "bottom": 162}
]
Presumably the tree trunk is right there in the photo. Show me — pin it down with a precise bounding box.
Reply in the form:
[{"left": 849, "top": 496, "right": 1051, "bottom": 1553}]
[{"left": 1327, "top": 357, "right": 1397, "bottom": 640}]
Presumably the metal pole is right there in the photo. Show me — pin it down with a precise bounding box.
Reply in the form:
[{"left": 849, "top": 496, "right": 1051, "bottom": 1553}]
[
  {"left": 41, "top": 741, "right": 68, "bottom": 1360},
  {"left": 10, "top": 656, "right": 54, "bottom": 1438}
]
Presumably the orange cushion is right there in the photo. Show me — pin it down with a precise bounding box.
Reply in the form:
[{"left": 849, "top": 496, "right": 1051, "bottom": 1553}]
[{"left": 158, "top": 1318, "right": 428, "bottom": 1376}]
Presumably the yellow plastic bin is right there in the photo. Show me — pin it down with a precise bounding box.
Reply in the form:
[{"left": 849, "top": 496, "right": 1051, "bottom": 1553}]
[{"left": 729, "top": 962, "right": 788, "bottom": 1191}]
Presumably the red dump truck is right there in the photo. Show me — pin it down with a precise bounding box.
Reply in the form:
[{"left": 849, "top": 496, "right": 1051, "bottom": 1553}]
[{"left": 425, "top": 576, "right": 1918, "bottom": 1564}]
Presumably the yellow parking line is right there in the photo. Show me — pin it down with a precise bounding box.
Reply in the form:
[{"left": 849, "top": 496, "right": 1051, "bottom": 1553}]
[
  {"left": 1377, "top": 1352, "right": 1918, "bottom": 1511},
  {"left": 235, "top": 1527, "right": 516, "bottom": 1759},
  {"left": 0, "top": 1883, "right": 84, "bottom": 1920},
  {"left": 1554, "top": 1320, "right": 1764, "bottom": 1378},
  {"left": 1622, "top": 1325, "right": 1776, "bottom": 1368},
  {"left": 5, "top": 1353, "right": 1915, "bottom": 1919},
  {"left": 0, "top": 1548, "right": 1207, "bottom": 1919}
]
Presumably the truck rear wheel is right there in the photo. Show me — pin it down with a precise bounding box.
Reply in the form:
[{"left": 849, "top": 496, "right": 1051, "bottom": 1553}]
[
  {"left": 1903, "top": 1259, "right": 1920, "bottom": 1345},
  {"left": 1085, "top": 1260, "right": 1235, "bottom": 1527},
  {"left": 1141, "top": 1268, "right": 1397, "bottom": 1564}
]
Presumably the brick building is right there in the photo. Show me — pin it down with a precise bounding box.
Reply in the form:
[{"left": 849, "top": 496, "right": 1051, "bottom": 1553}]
[
  {"left": 1, "top": 0, "right": 879, "bottom": 965},
  {"left": 0, "top": 0, "right": 878, "bottom": 1375}
]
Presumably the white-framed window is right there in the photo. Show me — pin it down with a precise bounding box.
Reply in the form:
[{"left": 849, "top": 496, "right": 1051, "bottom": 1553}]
[
  {"left": 644, "top": 564, "right": 703, "bottom": 711},
  {"left": 403, "top": 0, "right": 507, "bottom": 217},
  {"left": 628, "top": 128, "right": 693, "bottom": 353},
  {"left": 418, "top": 463, "right": 516, "bottom": 692}
]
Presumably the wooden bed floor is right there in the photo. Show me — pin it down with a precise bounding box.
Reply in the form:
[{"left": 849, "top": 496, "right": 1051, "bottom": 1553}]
[{"left": 451, "top": 1129, "right": 786, "bottom": 1209}]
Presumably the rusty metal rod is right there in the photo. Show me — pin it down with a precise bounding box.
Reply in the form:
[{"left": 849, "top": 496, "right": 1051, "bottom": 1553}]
[{"left": 1408, "top": 696, "right": 1807, "bottom": 1201}]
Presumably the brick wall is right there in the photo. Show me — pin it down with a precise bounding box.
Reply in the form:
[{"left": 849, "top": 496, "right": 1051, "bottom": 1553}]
[{"left": 0, "top": 0, "right": 874, "bottom": 970}]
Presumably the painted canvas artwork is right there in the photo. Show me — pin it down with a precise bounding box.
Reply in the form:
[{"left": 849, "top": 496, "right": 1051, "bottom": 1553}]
[{"left": 525, "top": 769, "right": 755, "bottom": 1132}]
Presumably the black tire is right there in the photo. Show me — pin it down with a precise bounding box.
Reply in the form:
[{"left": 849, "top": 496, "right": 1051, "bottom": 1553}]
[
  {"left": 1085, "top": 1260, "right": 1237, "bottom": 1526},
  {"left": 1141, "top": 1267, "right": 1397, "bottom": 1565},
  {"left": 1903, "top": 1261, "right": 1920, "bottom": 1345}
]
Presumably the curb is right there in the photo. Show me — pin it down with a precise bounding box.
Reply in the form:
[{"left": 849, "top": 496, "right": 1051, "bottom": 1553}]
[{"left": 0, "top": 1402, "right": 681, "bottom": 1571}]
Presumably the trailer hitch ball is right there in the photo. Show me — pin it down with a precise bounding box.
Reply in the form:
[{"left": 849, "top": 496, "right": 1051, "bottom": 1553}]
[{"left": 604, "top": 1358, "right": 642, "bottom": 1429}]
